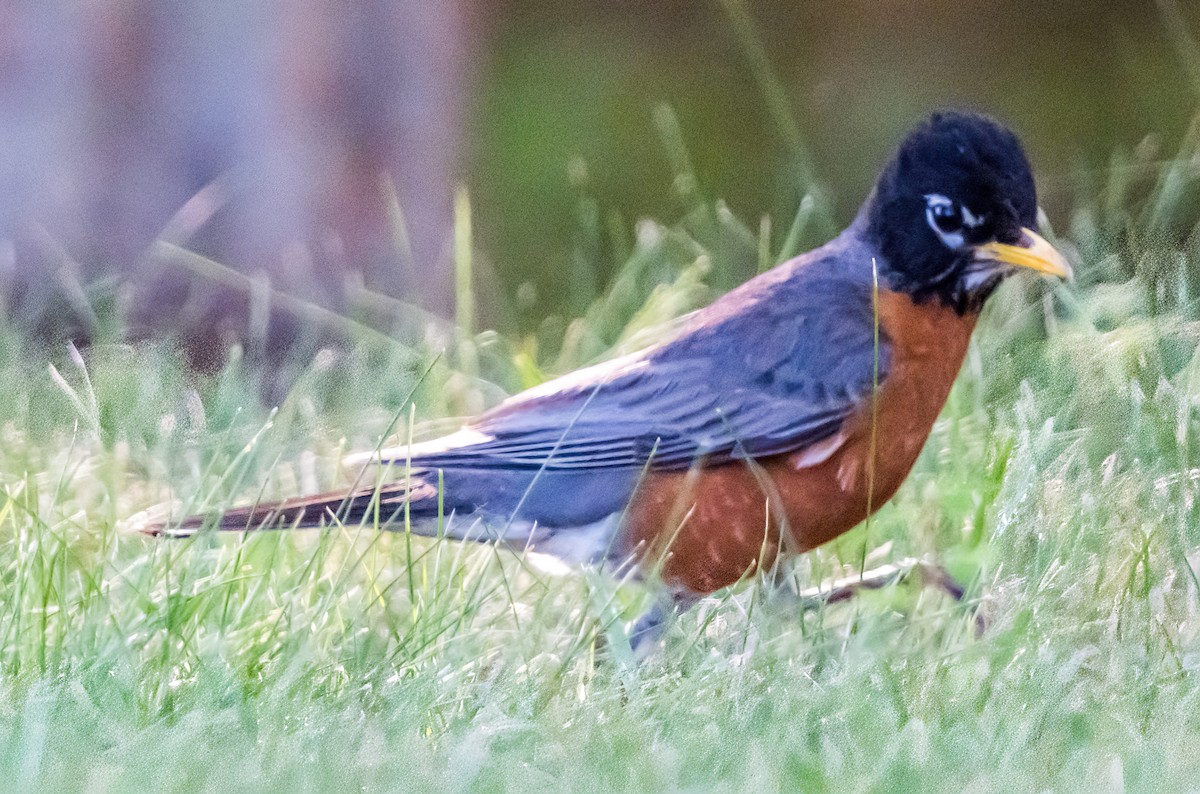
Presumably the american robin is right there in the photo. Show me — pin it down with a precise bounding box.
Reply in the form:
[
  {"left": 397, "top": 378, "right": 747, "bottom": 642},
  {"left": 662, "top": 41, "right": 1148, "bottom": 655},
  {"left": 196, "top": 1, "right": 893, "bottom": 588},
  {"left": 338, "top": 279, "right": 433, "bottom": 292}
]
[{"left": 154, "top": 111, "right": 1071, "bottom": 651}]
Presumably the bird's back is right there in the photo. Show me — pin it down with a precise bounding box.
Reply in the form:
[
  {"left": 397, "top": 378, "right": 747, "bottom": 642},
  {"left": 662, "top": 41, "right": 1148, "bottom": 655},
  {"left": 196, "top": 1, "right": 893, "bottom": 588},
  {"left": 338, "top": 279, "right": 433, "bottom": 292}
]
[{"left": 353, "top": 232, "right": 895, "bottom": 559}]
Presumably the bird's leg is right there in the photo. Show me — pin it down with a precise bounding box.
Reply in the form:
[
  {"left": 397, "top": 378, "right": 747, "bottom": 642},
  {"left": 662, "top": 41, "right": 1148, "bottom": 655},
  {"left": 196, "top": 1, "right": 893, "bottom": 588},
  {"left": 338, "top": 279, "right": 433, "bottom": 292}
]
[
  {"left": 792, "top": 557, "right": 985, "bottom": 634},
  {"left": 794, "top": 557, "right": 922, "bottom": 606},
  {"left": 627, "top": 591, "right": 697, "bottom": 660}
]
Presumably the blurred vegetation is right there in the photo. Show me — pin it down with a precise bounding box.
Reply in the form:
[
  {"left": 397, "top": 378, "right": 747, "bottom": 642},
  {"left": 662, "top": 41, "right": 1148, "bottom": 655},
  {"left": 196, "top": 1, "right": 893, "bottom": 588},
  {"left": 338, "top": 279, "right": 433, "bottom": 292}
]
[
  {"left": 8, "top": 1, "right": 1200, "bottom": 362},
  {"left": 2, "top": 2, "right": 1200, "bottom": 789},
  {"left": 476, "top": 0, "right": 1199, "bottom": 330},
  {"left": 2, "top": 82, "right": 1200, "bottom": 786}
]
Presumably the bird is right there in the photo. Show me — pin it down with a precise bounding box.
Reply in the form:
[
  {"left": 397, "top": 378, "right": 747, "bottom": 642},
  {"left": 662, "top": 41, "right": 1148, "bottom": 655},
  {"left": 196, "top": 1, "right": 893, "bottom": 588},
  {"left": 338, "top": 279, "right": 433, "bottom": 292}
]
[{"left": 150, "top": 111, "right": 1072, "bottom": 653}]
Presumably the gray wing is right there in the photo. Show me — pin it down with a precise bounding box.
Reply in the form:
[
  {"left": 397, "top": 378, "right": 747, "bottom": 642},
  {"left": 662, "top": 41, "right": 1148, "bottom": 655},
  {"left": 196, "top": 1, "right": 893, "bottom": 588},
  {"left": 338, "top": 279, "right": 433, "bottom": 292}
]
[{"left": 402, "top": 255, "right": 887, "bottom": 472}]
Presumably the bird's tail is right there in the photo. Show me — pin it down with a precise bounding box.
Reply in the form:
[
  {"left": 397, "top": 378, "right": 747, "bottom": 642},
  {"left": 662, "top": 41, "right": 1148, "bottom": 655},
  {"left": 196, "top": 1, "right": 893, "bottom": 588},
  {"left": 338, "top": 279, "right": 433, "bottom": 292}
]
[{"left": 141, "top": 479, "right": 440, "bottom": 538}]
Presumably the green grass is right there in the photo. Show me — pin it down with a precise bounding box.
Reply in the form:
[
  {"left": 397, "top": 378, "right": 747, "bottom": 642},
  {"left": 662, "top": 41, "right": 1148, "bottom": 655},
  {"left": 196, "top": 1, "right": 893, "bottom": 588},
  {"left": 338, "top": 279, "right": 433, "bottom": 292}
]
[{"left": 8, "top": 102, "right": 1200, "bottom": 790}]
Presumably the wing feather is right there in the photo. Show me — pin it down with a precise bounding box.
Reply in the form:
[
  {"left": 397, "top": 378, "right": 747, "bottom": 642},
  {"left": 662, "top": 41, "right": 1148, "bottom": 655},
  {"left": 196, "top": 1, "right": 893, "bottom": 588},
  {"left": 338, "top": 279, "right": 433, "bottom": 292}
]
[{"left": 392, "top": 251, "right": 886, "bottom": 473}]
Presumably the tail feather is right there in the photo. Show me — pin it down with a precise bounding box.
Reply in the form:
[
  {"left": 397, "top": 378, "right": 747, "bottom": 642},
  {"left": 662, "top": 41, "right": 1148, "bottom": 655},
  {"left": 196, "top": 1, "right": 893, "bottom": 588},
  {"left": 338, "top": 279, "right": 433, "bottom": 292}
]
[{"left": 145, "top": 479, "right": 439, "bottom": 537}]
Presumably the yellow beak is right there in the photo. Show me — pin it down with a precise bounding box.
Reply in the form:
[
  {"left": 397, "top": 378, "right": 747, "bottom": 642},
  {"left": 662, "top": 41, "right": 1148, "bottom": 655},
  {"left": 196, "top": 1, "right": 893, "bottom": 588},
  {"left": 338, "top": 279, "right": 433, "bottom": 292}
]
[{"left": 973, "top": 228, "right": 1073, "bottom": 281}]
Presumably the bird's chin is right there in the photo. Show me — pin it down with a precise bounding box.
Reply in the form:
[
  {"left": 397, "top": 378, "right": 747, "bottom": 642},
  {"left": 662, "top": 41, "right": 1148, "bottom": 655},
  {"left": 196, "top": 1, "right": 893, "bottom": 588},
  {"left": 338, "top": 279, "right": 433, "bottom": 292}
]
[{"left": 951, "top": 264, "right": 1012, "bottom": 312}]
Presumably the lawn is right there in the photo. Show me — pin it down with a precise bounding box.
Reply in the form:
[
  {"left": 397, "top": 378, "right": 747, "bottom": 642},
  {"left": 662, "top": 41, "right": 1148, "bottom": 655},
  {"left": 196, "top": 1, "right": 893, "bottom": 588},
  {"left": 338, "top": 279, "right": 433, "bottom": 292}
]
[{"left": 3, "top": 115, "right": 1200, "bottom": 793}]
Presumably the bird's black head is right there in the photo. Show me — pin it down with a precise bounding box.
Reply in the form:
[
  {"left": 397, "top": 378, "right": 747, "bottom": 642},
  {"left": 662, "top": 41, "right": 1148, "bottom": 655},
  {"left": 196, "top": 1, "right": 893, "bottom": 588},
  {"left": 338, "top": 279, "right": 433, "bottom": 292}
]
[{"left": 864, "top": 111, "right": 1071, "bottom": 312}]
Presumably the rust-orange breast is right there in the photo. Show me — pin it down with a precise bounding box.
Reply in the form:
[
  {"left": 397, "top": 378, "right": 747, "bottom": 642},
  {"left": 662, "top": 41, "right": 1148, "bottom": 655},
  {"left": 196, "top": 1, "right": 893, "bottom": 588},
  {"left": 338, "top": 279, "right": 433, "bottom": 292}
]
[{"left": 613, "top": 290, "right": 979, "bottom": 596}]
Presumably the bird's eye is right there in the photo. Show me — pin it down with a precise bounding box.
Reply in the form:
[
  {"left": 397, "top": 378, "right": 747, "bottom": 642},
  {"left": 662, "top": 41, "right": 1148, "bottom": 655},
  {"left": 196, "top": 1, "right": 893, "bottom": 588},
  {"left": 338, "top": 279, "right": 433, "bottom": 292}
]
[
  {"left": 929, "top": 201, "right": 962, "bottom": 234},
  {"left": 924, "top": 194, "right": 981, "bottom": 249}
]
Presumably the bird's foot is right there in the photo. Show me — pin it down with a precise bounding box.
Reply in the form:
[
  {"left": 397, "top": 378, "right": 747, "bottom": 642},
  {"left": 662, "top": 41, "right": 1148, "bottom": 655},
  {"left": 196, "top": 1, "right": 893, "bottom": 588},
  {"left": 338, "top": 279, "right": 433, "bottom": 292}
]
[{"left": 624, "top": 592, "right": 699, "bottom": 662}]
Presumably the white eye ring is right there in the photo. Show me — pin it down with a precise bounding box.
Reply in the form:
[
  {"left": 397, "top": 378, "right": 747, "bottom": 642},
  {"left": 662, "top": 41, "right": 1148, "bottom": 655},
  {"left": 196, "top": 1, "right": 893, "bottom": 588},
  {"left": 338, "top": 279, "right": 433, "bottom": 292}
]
[
  {"left": 924, "top": 194, "right": 986, "bottom": 250},
  {"left": 961, "top": 205, "right": 985, "bottom": 229}
]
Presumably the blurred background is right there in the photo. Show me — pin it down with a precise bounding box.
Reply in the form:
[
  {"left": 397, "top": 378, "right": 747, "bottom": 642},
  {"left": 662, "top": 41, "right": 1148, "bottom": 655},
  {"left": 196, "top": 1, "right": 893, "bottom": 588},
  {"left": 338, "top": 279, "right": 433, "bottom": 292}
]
[{"left": 1, "top": 0, "right": 1195, "bottom": 371}]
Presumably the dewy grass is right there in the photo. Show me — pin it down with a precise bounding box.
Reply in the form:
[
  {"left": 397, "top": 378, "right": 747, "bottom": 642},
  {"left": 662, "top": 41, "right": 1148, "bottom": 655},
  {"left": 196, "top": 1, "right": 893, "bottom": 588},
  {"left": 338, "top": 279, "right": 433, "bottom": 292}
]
[
  {"left": 0, "top": 203, "right": 1196, "bottom": 790},
  {"left": 7, "top": 114, "right": 1200, "bottom": 790}
]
